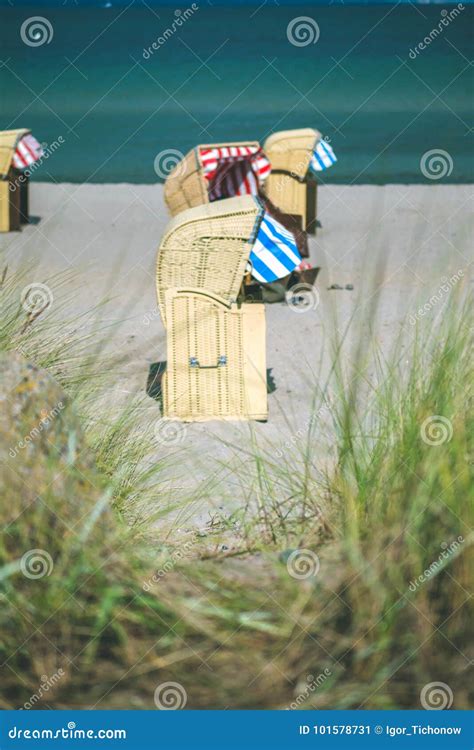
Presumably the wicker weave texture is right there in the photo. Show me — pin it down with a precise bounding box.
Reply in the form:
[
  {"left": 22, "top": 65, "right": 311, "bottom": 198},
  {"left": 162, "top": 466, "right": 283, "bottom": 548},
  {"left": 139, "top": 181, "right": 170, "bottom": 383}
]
[
  {"left": 0, "top": 129, "right": 31, "bottom": 232},
  {"left": 264, "top": 172, "right": 308, "bottom": 226},
  {"left": 163, "top": 288, "right": 267, "bottom": 421},
  {"left": 263, "top": 128, "right": 320, "bottom": 179},
  {"left": 163, "top": 141, "right": 262, "bottom": 216},
  {"left": 163, "top": 149, "right": 208, "bottom": 216},
  {"left": 0, "top": 129, "right": 30, "bottom": 179},
  {"left": 156, "top": 195, "right": 262, "bottom": 326},
  {"left": 0, "top": 182, "right": 10, "bottom": 232}
]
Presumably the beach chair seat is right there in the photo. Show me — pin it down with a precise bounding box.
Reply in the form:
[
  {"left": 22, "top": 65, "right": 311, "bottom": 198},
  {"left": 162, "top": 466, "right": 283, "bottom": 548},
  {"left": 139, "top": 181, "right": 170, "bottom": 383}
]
[
  {"left": 263, "top": 128, "right": 336, "bottom": 236},
  {"left": 164, "top": 142, "right": 270, "bottom": 217},
  {"left": 162, "top": 288, "right": 267, "bottom": 421},
  {"left": 0, "top": 129, "right": 42, "bottom": 232}
]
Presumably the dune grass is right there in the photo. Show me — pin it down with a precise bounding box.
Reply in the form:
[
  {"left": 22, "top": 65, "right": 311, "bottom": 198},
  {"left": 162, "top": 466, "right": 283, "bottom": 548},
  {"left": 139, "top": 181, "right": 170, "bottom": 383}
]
[{"left": 0, "top": 264, "right": 472, "bottom": 710}]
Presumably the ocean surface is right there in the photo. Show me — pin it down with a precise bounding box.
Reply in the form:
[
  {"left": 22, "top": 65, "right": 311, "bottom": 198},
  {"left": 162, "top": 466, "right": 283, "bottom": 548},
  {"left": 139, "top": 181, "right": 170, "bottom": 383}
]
[{"left": 1, "top": 4, "right": 473, "bottom": 183}]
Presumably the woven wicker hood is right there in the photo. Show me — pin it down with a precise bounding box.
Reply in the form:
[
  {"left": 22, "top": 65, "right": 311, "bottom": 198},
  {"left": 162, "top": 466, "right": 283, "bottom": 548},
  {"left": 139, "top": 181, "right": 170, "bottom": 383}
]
[
  {"left": 164, "top": 141, "right": 263, "bottom": 216},
  {"left": 0, "top": 129, "right": 30, "bottom": 179},
  {"left": 263, "top": 128, "right": 321, "bottom": 179},
  {"left": 156, "top": 195, "right": 264, "bottom": 325}
]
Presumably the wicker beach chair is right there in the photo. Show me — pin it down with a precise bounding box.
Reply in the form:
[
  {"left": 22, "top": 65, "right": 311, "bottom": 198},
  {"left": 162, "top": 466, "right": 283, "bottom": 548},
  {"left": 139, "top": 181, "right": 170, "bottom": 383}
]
[
  {"left": 163, "top": 288, "right": 267, "bottom": 422},
  {"left": 0, "top": 129, "right": 31, "bottom": 232},
  {"left": 263, "top": 128, "right": 322, "bottom": 235},
  {"left": 164, "top": 141, "right": 270, "bottom": 217},
  {"left": 156, "top": 195, "right": 268, "bottom": 421}
]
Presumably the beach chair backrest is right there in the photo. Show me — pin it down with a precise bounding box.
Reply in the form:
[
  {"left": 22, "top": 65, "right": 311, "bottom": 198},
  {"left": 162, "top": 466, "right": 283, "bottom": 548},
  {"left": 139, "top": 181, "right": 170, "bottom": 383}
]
[
  {"left": 163, "top": 287, "right": 267, "bottom": 421},
  {"left": 163, "top": 149, "right": 208, "bottom": 217},
  {"left": 0, "top": 129, "right": 30, "bottom": 179},
  {"left": 156, "top": 194, "right": 263, "bottom": 326},
  {"left": 163, "top": 142, "right": 270, "bottom": 216},
  {"left": 263, "top": 128, "right": 320, "bottom": 180}
]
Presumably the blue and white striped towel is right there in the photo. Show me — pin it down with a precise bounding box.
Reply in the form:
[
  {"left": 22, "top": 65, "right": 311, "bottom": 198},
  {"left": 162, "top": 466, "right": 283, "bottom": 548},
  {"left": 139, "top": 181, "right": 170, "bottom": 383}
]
[
  {"left": 249, "top": 214, "right": 302, "bottom": 284},
  {"left": 310, "top": 140, "right": 337, "bottom": 172}
]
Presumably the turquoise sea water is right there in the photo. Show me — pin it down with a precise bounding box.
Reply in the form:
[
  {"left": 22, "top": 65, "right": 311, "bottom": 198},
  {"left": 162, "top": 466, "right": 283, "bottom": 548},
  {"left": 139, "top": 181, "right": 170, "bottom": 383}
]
[{"left": 1, "top": 5, "right": 473, "bottom": 183}]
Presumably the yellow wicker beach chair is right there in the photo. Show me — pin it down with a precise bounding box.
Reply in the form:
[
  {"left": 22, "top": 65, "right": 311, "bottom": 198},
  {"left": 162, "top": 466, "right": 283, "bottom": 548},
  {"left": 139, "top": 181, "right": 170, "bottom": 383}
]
[
  {"left": 263, "top": 128, "right": 321, "bottom": 235},
  {"left": 156, "top": 194, "right": 263, "bottom": 324},
  {"left": 163, "top": 288, "right": 267, "bottom": 421},
  {"left": 156, "top": 195, "right": 268, "bottom": 422},
  {"left": 0, "top": 129, "right": 31, "bottom": 232},
  {"left": 164, "top": 141, "right": 263, "bottom": 217}
]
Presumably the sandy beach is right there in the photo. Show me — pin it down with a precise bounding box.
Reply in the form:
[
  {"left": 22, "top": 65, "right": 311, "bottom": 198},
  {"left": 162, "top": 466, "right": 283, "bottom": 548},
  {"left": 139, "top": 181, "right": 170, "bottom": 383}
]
[{"left": 2, "top": 182, "right": 472, "bottom": 528}]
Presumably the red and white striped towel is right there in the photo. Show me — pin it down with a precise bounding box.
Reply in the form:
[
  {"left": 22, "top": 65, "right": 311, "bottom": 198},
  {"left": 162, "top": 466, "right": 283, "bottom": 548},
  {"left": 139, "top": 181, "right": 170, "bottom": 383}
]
[
  {"left": 200, "top": 145, "right": 271, "bottom": 200},
  {"left": 12, "top": 134, "right": 43, "bottom": 170}
]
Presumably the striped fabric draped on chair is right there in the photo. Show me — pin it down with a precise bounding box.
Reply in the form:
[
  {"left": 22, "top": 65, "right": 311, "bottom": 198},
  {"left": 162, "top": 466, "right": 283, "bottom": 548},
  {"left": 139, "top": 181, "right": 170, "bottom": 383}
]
[
  {"left": 309, "top": 139, "right": 337, "bottom": 172},
  {"left": 200, "top": 146, "right": 271, "bottom": 201},
  {"left": 249, "top": 213, "right": 302, "bottom": 284},
  {"left": 12, "top": 134, "right": 43, "bottom": 170}
]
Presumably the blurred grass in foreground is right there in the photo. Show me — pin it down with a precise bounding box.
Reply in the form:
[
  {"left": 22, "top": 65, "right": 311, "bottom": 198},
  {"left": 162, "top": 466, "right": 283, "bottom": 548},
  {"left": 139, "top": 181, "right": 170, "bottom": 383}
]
[{"left": 0, "top": 265, "right": 472, "bottom": 709}]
